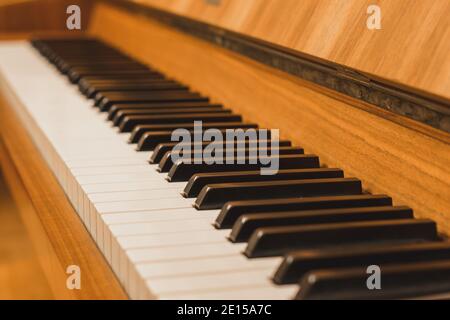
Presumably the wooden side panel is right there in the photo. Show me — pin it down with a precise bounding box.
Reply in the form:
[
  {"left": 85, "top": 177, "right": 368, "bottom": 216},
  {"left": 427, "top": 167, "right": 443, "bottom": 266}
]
[
  {"left": 0, "top": 157, "right": 54, "bottom": 299},
  {"left": 131, "top": 0, "right": 450, "bottom": 101},
  {"left": 90, "top": 3, "right": 450, "bottom": 234},
  {"left": 0, "top": 76, "right": 128, "bottom": 300},
  {"left": 0, "top": 140, "right": 71, "bottom": 299}
]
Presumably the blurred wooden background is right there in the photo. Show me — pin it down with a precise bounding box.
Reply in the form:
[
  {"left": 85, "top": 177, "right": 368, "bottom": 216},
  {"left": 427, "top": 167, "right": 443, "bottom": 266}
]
[
  {"left": 0, "top": 0, "right": 92, "bottom": 39},
  {"left": 0, "top": 168, "right": 53, "bottom": 299}
]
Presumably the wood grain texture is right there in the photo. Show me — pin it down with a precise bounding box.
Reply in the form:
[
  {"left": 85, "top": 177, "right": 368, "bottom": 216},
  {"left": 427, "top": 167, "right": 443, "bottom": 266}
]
[
  {"left": 130, "top": 0, "right": 450, "bottom": 101},
  {"left": 0, "top": 75, "right": 128, "bottom": 300},
  {"left": 90, "top": 3, "right": 450, "bottom": 234}
]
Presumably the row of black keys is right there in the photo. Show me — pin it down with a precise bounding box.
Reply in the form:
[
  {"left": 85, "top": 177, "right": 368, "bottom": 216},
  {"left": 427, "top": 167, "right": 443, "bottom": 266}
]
[{"left": 31, "top": 38, "right": 450, "bottom": 300}]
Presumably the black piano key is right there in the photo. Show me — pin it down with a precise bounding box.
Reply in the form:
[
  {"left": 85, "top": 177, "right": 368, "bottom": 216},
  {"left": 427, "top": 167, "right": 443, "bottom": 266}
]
[
  {"left": 87, "top": 77, "right": 173, "bottom": 88},
  {"left": 82, "top": 73, "right": 167, "bottom": 88},
  {"left": 68, "top": 65, "right": 158, "bottom": 75},
  {"left": 68, "top": 63, "right": 145, "bottom": 70},
  {"left": 97, "top": 90, "right": 205, "bottom": 108},
  {"left": 89, "top": 83, "right": 188, "bottom": 99},
  {"left": 109, "top": 102, "right": 220, "bottom": 121},
  {"left": 113, "top": 107, "right": 228, "bottom": 126},
  {"left": 83, "top": 76, "right": 168, "bottom": 84},
  {"left": 120, "top": 113, "right": 242, "bottom": 133},
  {"left": 80, "top": 72, "right": 162, "bottom": 79},
  {"left": 74, "top": 64, "right": 155, "bottom": 73},
  {"left": 54, "top": 45, "right": 134, "bottom": 53},
  {"left": 62, "top": 62, "right": 139, "bottom": 74},
  {"left": 55, "top": 49, "right": 133, "bottom": 57},
  {"left": 162, "top": 147, "right": 305, "bottom": 174},
  {"left": 79, "top": 76, "right": 170, "bottom": 93},
  {"left": 275, "top": 241, "right": 450, "bottom": 285},
  {"left": 295, "top": 260, "right": 450, "bottom": 300},
  {"left": 183, "top": 167, "right": 337, "bottom": 198},
  {"left": 48, "top": 52, "right": 125, "bottom": 63},
  {"left": 55, "top": 52, "right": 127, "bottom": 59},
  {"left": 85, "top": 78, "right": 174, "bottom": 85},
  {"left": 215, "top": 194, "right": 393, "bottom": 229},
  {"left": 99, "top": 91, "right": 209, "bottom": 111},
  {"left": 244, "top": 219, "right": 438, "bottom": 258},
  {"left": 130, "top": 121, "right": 255, "bottom": 144},
  {"left": 230, "top": 206, "right": 414, "bottom": 242},
  {"left": 87, "top": 82, "right": 187, "bottom": 98},
  {"left": 68, "top": 64, "right": 148, "bottom": 77},
  {"left": 169, "top": 154, "right": 320, "bottom": 183},
  {"left": 94, "top": 89, "right": 204, "bottom": 107},
  {"left": 84, "top": 78, "right": 171, "bottom": 85},
  {"left": 149, "top": 140, "right": 292, "bottom": 163},
  {"left": 151, "top": 140, "right": 293, "bottom": 165},
  {"left": 62, "top": 61, "right": 146, "bottom": 74},
  {"left": 94, "top": 86, "right": 191, "bottom": 105},
  {"left": 82, "top": 76, "right": 165, "bottom": 84},
  {"left": 48, "top": 52, "right": 124, "bottom": 62},
  {"left": 137, "top": 126, "right": 263, "bottom": 151},
  {"left": 56, "top": 57, "right": 135, "bottom": 69},
  {"left": 61, "top": 57, "right": 127, "bottom": 64},
  {"left": 195, "top": 177, "right": 361, "bottom": 210},
  {"left": 69, "top": 69, "right": 161, "bottom": 83}
]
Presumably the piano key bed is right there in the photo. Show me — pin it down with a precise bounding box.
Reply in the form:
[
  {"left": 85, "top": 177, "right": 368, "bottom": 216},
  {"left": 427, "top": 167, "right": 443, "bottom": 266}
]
[{"left": 0, "top": 38, "right": 449, "bottom": 300}]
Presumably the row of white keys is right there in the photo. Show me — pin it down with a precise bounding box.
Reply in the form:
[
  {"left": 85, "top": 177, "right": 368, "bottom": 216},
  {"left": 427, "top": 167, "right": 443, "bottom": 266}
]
[{"left": 0, "top": 42, "right": 298, "bottom": 300}]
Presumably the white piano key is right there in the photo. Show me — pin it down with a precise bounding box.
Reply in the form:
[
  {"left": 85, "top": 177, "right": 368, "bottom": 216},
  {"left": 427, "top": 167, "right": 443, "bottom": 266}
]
[
  {"left": 118, "top": 229, "right": 229, "bottom": 249},
  {"left": 109, "top": 218, "right": 213, "bottom": 236},
  {"left": 67, "top": 156, "right": 151, "bottom": 168},
  {"left": 64, "top": 152, "right": 150, "bottom": 162},
  {"left": 83, "top": 181, "right": 185, "bottom": 194},
  {"left": 137, "top": 255, "right": 282, "bottom": 279},
  {"left": 89, "top": 189, "right": 182, "bottom": 203},
  {"left": 72, "top": 164, "right": 155, "bottom": 176},
  {"left": 128, "top": 242, "right": 247, "bottom": 263},
  {"left": 147, "top": 269, "right": 278, "bottom": 294},
  {"left": 95, "top": 198, "right": 193, "bottom": 214},
  {"left": 76, "top": 172, "right": 163, "bottom": 185},
  {"left": 160, "top": 285, "right": 298, "bottom": 300},
  {"left": 102, "top": 209, "right": 219, "bottom": 225}
]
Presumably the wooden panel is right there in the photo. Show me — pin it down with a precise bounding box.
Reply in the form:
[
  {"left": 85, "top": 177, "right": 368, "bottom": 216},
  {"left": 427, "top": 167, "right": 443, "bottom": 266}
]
[
  {"left": 130, "top": 0, "right": 450, "bottom": 101},
  {"left": 0, "top": 31, "right": 89, "bottom": 41},
  {"left": 0, "top": 0, "right": 92, "bottom": 32},
  {"left": 0, "top": 76, "right": 128, "bottom": 300},
  {"left": 90, "top": 3, "right": 450, "bottom": 234},
  {"left": 0, "top": 165, "right": 53, "bottom": 299}
]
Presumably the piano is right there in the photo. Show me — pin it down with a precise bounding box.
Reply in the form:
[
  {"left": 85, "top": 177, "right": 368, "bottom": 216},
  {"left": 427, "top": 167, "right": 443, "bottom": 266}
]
[{"left": 0, "top": 0, "right": 449, "bottom": 300}]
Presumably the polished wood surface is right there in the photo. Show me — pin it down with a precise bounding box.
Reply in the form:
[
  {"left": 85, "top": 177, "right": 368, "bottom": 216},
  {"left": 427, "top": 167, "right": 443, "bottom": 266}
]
[
  {"left": 0, "top": 166, "right": 53, "bottom": 299},
  {"left": 90, "top": 3, "right": 450, "bottom": 235},
  {"left": 0, "top": 31, "right": 89, "bottom": 41},
  {"left": 0, "top": 0, "right": 92, "bottom": 33},
  {"left": 132, "top": 0, "right": 450, "bottom": 101},
  {"left": 0, "top": 76, "right": 128, "bottom": 299}
]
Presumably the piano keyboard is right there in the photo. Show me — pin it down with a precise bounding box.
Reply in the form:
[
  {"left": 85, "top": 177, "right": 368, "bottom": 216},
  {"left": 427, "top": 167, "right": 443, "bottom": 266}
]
[{"left": 1, "top": 38, "right": 450, "bottom": 300}]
